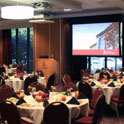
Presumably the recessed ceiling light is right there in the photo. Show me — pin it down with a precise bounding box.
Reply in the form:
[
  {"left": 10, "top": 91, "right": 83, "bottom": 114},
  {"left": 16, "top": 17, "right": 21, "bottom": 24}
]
[{"left": 64, "top": 8, "right": 72, "bottom": 12}]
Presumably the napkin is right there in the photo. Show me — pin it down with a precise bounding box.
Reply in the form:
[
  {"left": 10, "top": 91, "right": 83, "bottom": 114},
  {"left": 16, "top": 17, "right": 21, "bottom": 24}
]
[
  {"left": 66, "top": 97, "right": 80, "bottom": 105},
  {"left": 16, "top": 98, "right": 26, "bottom": 105},
  {"left": 77, "top": 92, "right": 87, "bottom": 99},
  {"left": 34, "top": 75, "right": 39, "bottom": 79},
  {"left": 108, "top": 82, "right": 115, "bottom": 87},
  {"left": 44, "top": 88, "right": 49, "bottom": 94},
  {"left": 20, "top": 76, "right": 24, "bottom": 80},
  {"left": 24, "top": 89, "right": 30, "bottom": 95},
  {"left": 43, "top": 99, "right": 49, "bottom": 108},
  {"left": 113, "top": 78, "right": 117, "bottom": 81},
  {"left": 91, "top": 82, "right": 96, "bottom": 86},
  {"left": 8, "top": 73, "right": 13, "bottom": 76},
  {"left": 11, "top": 92, "right": 19, "bottom": 99}
]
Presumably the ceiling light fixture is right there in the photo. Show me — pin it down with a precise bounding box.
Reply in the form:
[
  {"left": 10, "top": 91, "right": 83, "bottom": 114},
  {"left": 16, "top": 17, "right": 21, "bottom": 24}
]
[
  {"left": 29, "top": 19, "right": 54, "bottom": 23},
  {"left": 1, "top": 6, "right": 34, "bottom": 19}
]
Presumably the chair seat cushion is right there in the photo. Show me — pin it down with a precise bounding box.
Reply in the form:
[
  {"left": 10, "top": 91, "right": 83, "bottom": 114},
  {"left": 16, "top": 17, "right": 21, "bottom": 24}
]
[
  {"left": 74, "top": 116, "right": 92, "bottom": 124},
  {"left": 111, "top": 97, "right": 118, "bottom": 102},
  {"left": 88, "top": 109, "right": 94, "bottom": 116},
  {"left": 111, "top": 97, "right": 124, "bottom": 103}
]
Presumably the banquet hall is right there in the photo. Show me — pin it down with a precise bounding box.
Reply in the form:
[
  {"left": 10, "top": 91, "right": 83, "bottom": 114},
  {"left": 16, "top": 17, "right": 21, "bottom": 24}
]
[{"left": 0, "top": 0, "right": 124, "bottom": 124}]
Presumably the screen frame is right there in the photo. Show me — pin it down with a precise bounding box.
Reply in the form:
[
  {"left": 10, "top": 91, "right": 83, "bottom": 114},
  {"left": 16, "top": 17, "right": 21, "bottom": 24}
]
[{"left": 71, "top": 21, "right": 121, "bottom": 57}]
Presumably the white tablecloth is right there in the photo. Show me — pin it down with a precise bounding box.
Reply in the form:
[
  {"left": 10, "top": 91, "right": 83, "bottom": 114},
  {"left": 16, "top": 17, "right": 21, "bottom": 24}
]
[
  {"left": 37, "top": 77, "right": 46, "bottom": 86},
  {"left": 91, "top": 80, "right": 121, "bottom": 104},
  {"left": 5, "top": 76, "right": 46, "bottom": 92},
  {"left": 17, "top": 94, "right": 89, "bottom": 124},
  {"left": 92, "top": 86, "right": 120, "bottom": 104},
  {"left": 6, "top": 68, "right": 16, "bottom": 74},
  {"left": 5, "top": 79, "right": 23, "bottom": 91}
]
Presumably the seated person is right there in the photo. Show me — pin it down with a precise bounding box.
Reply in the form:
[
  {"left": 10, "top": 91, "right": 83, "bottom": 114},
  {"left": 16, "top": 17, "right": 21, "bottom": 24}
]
[
  {"left": 0, "top": 75, "right": 5, "bottom": 86},
  {"left": 85, "top": 68, "right": 91, "bottom": 77},
  {"left": 111, "top": 69, "right": 122, "bottom": 81},
  {"left": 8, "top": 70, "right": 15, "bottom": 76},
  {"left": 93, "top": 69, "right": 100, "bottom": 80},
  {"left": 2, "top": 72, "right": 9, "bottom": 79},
  {"left": 37, "top": 70, "right": 44, "bottom": 77},
  {"left": 50, "top": 86, "right": 56, "bottom": 92},
  {"left": 99, "top": 68, "right": 110, "bottom": 81}
]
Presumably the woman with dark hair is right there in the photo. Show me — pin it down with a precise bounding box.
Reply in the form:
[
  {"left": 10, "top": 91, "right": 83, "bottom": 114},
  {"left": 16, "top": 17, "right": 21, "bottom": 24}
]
[{"left": 99, "top": 68, "right": 110, "bottom": 80}]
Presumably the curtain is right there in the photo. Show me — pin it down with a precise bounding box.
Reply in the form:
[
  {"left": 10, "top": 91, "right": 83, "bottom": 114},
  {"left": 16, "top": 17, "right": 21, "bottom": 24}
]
[{"left": 2, "top": 29, "right": 12, "bottom": 65}]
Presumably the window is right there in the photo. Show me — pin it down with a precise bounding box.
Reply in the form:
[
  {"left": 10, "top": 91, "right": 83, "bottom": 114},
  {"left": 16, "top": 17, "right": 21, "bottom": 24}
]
[
  {"left": 90, "top": 57, "right": 105, "bottom": 74},
  {"left": 11, "top": 27, "right": 33, "bottom": 73}
]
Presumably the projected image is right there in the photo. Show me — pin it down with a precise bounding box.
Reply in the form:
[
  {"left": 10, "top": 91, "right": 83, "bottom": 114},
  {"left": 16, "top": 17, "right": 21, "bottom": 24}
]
[{"left": 72, "top": 22, "right": 120, "bottom": 56}]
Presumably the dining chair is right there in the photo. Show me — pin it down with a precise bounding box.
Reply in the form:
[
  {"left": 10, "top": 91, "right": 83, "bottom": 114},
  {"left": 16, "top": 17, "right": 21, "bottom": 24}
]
[
  {"left": 24, "top": 75, "right": 38, "bottom": 95},
  {"left": 74, "top": 94, "right": 105, "bottom": 124},
  {"left": 0, "top": 75, "right": 5, "bottom": 86},
  {"left": 78, "top": 82, "right": 92, "bottom": 102},
  {"left": 43, "top": 101, "right": 69, "bottom": 124},
  {"left": 62, "top": 74, "right": 72, "bottom": 85},
  {"left": 0, "top": 85, "right": 13, "bottom": 101},
  {"left": 62, "top": 83, "right": 78, "bottom": 92},
  {"left": 110, "top": 84, "right": 124, "bottom": 118},
  {"left": 30, "top": 82, "right": 45, "bottom": 91},
  {"left": 0, "top": 100, "right": 33, "bottom": 124},
  {"left": 46, "top": 73, "right": 56, "bottom": 90},
  {"left": 89, "top": 87, "right": 103, "bottom": 116}
]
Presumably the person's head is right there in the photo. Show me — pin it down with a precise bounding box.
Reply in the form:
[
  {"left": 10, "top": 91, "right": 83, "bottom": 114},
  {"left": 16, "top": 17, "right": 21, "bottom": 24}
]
[
  {"left": 114, "top": 69, "right": 118, "bottom": 74},
  {"left": 101, "top": 67, "right": 106, "bottom": 73},
  {"left": 30, "top": 73, "right": 34, "bottom": 78}
]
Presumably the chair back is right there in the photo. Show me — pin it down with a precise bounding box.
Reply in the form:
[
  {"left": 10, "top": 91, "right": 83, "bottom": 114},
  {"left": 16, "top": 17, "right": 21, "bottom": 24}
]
[
  {"left": 0, "top": 100, "right": 22, "bottom": 124},
  {"left": 62, "top": 83, "right": 78, "bottom": 92},
  {"left": 91, "top": 87, "right": 103, "bottom": 109},
  {"left": 92, "top": 94, "right": 105, "bottom": 124},
  {"left": 78, "top": 82, "right": 92, "bottom": 100},
  {"left": 63, "top": 74, "right": 72, "bottom": 85},
  {"left": 118, "top": 84, "right": 124, "bottom": 101},
  {"left": 24, "top": 76, "right": 38, "bottom": 94},
  {"left": 0, "top": 85, "right": 13, "bottom": 101},
  {"left": 46, "top": 73, "right": 56, "bottom": 90},
  {"left": 43, "top": 101, "right": 69, "bottom": 124}
]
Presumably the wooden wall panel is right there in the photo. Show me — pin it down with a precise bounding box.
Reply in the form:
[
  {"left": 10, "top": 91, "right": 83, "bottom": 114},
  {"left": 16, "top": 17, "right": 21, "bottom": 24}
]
[
  {"left": 0, "top": 31, "right": 3, "bottom": 66},
  {"left": 35, "top": 24, "right": 49, "bottom": 58},
  {"left": 33, "top": 19, "right": 64, "bottom": 82}
]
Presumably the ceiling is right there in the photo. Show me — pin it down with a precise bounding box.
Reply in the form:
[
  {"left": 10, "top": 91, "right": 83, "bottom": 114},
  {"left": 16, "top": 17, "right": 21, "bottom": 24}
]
[{"left": 0, "top": 0, "right": 124, "bottom": 29}]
